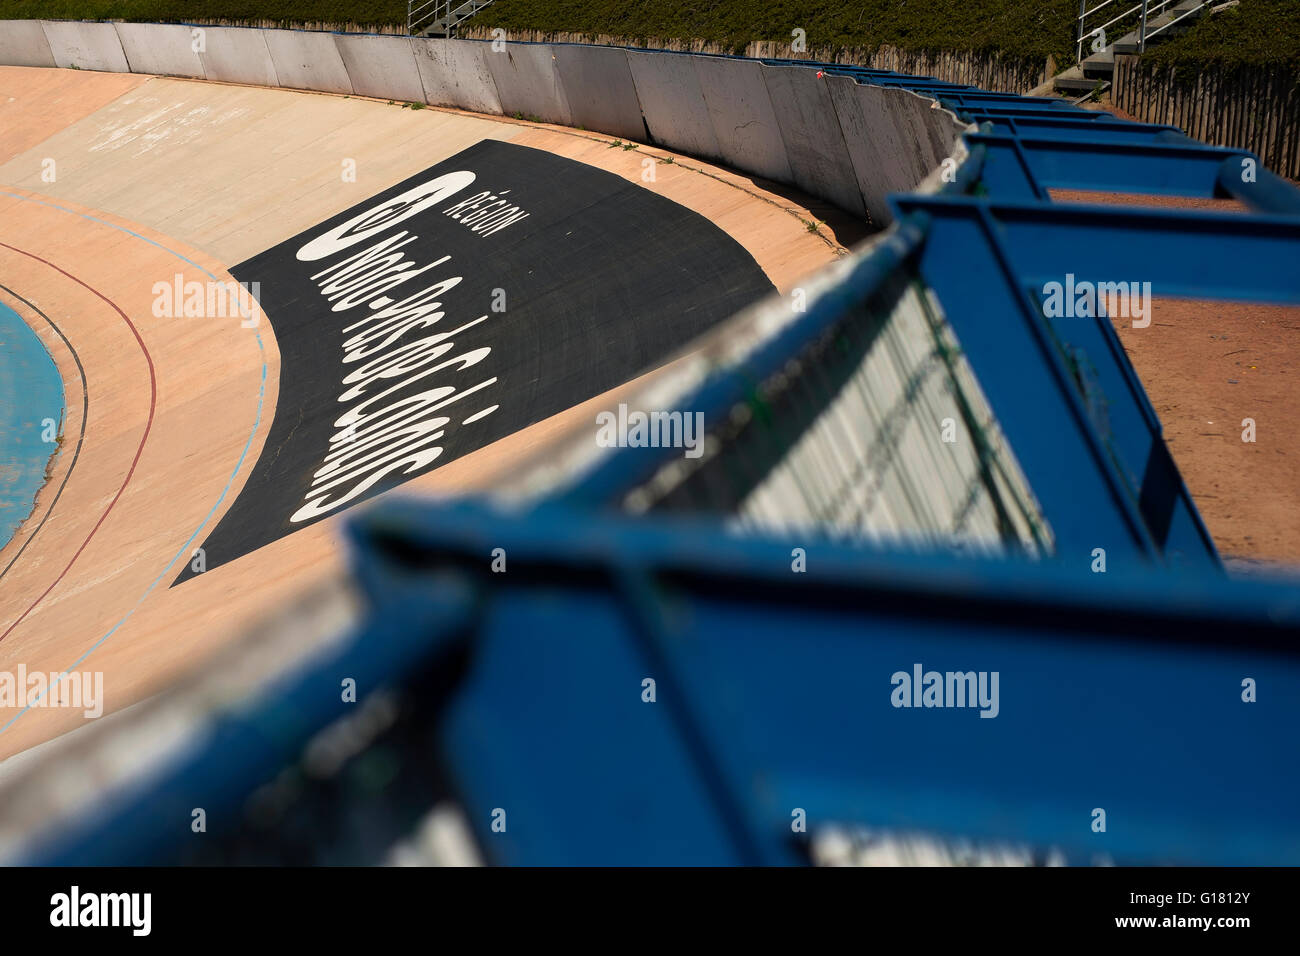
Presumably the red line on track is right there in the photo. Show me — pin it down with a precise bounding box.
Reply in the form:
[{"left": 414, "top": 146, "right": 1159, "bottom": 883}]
[{"left": 0, "top": 241, "right": 156, "bottom": 644}]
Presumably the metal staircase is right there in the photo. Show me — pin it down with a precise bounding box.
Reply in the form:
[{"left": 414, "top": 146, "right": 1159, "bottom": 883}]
[
  {"left": 1055, "top": 0, "right": 1221, "bottom": 96},
  {"left": 408, "top": 0, "right": 497, "bottom": 38}
]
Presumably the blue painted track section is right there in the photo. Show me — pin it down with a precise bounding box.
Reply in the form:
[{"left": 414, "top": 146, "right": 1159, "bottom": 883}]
[{"left": 0, "top": 300, "right": 63, "bottom": 551}]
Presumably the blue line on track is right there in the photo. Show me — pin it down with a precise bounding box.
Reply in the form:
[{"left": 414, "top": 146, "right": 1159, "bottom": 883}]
[{"left": 0, "top": 190, "right": 270, "bottom": 736}]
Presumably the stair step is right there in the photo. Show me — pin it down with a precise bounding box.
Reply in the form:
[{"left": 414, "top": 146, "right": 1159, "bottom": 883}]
[
  {"left": 1054, "top": 74, "right": 1110, "bottom": 93},
  {"left": 1081, "top": 50, "right": 1115, "bottom": 77},
  {"left": 1112, "top": 28, "right": 1143, "bottom": 54}
]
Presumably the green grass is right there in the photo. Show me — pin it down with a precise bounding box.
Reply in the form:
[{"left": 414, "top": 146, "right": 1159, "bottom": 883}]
[
  {"left": 474, "top": 1, "right": 1080, "bottom": 68},
  {"left": 0, "top": 1, "right": 1080, "bottom": 66},
  {"left": 1142, "top": 0, "right": 1300, "bottom": 76}
]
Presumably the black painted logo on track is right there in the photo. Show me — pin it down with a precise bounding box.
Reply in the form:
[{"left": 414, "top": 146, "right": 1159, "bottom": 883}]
[{"left": 174, "top": 140, "right": 773, "bottom": 584}]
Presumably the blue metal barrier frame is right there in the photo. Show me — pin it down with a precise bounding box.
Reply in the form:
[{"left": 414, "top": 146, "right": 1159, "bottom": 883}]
[
  {"left": 25, "top": 499, "right": 1300, "bottom": 866},
  {"left": 965, "top": 133, "right": 1300, "bottom": 211},
  {"left": 347, "top": 500, "right": 1300, "bottom": 866},
  {"left": 978, "top": 116, "right": 1185, "bottom": 142},
  {"left": 549, "top": 47, "right": 1300, "bottom": 571}
]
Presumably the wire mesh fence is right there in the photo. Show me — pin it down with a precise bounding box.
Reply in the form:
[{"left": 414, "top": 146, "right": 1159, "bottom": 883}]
[{"left": 620, "top": 268, "right": 1054, "bottom": 558}]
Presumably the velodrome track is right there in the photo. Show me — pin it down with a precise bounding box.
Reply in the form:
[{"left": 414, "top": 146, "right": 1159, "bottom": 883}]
[{"left": 0, "top": 63, "right": 845, "bottom": 759}]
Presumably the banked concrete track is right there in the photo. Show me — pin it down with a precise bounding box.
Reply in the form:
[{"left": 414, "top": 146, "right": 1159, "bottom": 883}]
[{"left": 0, "top": 27, "right": 965, "bottom": 762}]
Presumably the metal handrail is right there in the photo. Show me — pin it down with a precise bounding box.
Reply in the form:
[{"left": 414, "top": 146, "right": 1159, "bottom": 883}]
[
  {"left": 408, "top": 1, "right": 445, "bottom": 36},
  {"left": 1076, "top": 0, "right": 1212, "bottom": 61},
  {"left": 1078, "top": 0, "right": 1144, "bottom": 59},
  {"left": 1081, "top": 0, "right": 1121, "bottom": 21},
  {"left": 1143, "top": 1, "right": 1214, "bottom": 44},
  {"left": 1087, "top": 2, "right": 1145, "bottom": 42},
  {"left": 1134, "top": 0, "right": 1184, "bottom": 50},
  {"left": 409, "top": 0, "right": 496, "bottom": 38}
]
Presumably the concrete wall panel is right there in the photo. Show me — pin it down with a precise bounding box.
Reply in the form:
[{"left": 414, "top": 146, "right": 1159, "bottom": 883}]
[
  {"left": 626, "top": 50, "right": 721, "bottom": 160},
  {"left": 334, "top": 33, "right": 423, "bottom": 103},
  {"left": 412, "top": 38, "right": 502, "bottom": 115},
  {"left": 827, "top": 75, "right": 924, "bottom": 225},
  {"left": 486, "top": 42, "right": 572, "bottom": 126},
  {"left": 40, "top": 20, "right": 129, "bottom": 73},
  {"left": 114, "top": 22, "right": 206, "bottom": 79},
  {"left": 692, "top": 55, "right": 791, "bottom": 184},
  {"left": 552, "top": 44, "right": 644, "bottom": 141},
  {"left": 761, "top": 64, "right": 866, "bottom": 218},
  {"left": 262, "top": 28, "right": 352, "bottom": 95},
  {"left": 195, "top": 26, "right": 279, "bottom": 88},
  {"left": 0, "top": 19, "right": 56, "bottom": 68},
  {"left": 899, "top": 88, "right": 960, "bottom": 171},
  {"left": 0, "top": 20, "right": 962, "bottom": 222}
]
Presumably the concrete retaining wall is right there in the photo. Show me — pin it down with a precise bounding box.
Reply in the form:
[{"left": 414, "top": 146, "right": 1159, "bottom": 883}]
[
  {"left": 896, "top": 88, "right": 953, "bottom": 173},
  {"left": 262, "top": 28, "right": 352, "bottom": 96},
  {"left": 114, "top": 22, "right": 206, "bottom": 80},
  {"left": 552, "top": 44, "right": 644, "bottom": 142},
  {"left": 486, "top": 42, "right": 572, "bottom": 126},
  {"left": 760, "top": 64, "right": 866, "bottom": 219},
  {"left": 693, "top": 55, "right": 793, "bottom": 185},
  {"left": 333, "top": 33, "right": 423, "bottom": 103},
  {"left": 625, "top": 49, "right": 721, "bottom": 161},
  {"left": 1, "top": 24, "right": 967, "bottom": 225},
  {"left": 195, "top": 26, "right": 280, "bottom": 88},
  {"left": 827, "top": 75, "right": 936, "bottom": 227},
  {"left": 411, "top": 37, "right": 502, "bottom": 114},
  {"left": 39, "top": 20, "right": 129, "bottom": 73},
  {"left": 0, "top": 19, "right": 55, "bottom": 68}
]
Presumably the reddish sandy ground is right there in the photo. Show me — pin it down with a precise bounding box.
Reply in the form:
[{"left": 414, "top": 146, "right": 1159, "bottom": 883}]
[{"left": 1052, "top": 188, "right": 1300, "bottom": 566}]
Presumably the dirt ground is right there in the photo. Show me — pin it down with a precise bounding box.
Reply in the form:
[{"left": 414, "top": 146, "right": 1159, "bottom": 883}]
[{"left": 1051, "top": 188, "right": 1300, "bottom": 567}]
